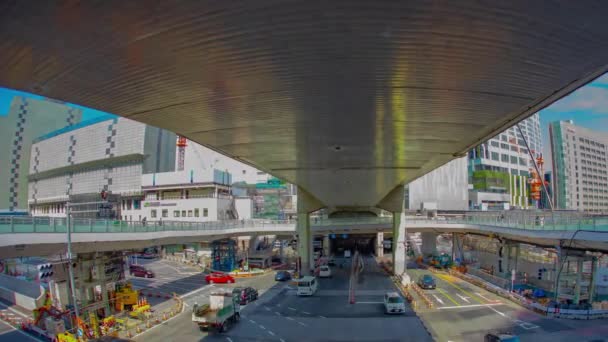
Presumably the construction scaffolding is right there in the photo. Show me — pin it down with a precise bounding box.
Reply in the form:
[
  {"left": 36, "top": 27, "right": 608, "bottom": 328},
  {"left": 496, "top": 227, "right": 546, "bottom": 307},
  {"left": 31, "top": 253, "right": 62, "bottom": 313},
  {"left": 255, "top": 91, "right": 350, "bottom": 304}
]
[{"left": 212, "top": 239, "right": 236, "bottom": 272}]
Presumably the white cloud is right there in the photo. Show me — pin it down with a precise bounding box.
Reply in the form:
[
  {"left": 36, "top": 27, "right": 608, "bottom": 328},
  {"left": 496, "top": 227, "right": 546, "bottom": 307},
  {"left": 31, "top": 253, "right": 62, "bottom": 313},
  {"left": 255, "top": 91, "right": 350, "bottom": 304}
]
[{"left": 546, "top": 86, "right": 608, "bottom": 115}]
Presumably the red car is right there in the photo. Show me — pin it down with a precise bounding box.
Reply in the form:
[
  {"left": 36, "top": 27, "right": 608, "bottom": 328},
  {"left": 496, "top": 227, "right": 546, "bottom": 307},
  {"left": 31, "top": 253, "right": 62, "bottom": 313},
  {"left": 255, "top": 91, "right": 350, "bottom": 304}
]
[{"left": 205, "top": 272, "right": 235, "bottom": 284}]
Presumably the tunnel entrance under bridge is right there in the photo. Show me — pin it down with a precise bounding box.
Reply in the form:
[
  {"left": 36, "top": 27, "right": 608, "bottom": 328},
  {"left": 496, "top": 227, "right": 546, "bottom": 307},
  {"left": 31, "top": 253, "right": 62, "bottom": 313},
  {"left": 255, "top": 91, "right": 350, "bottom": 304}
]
[{"left": 328, "top": 233, "right": 376, "bottom": 256}]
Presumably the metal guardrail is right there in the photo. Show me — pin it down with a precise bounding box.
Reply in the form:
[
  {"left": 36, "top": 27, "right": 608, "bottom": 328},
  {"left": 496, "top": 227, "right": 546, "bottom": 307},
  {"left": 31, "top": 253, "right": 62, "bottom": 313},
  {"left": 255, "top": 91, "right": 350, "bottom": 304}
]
[{"left": 1, "top": 210, "right": 607, "bottom": 234}]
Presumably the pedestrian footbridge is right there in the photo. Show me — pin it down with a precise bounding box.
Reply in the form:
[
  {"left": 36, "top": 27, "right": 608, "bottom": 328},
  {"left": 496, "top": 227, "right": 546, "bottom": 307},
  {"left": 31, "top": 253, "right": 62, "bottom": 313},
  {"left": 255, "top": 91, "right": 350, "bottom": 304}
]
[{"left": 2, "top": 212, "right": 608, "bottom": 258}]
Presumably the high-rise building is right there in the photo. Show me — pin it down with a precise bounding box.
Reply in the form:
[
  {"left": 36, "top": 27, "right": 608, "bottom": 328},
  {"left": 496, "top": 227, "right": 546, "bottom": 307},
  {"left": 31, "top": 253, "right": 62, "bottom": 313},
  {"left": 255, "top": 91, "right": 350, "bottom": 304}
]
[
  {"left": 406, "top": 157, "right": 469, "bottom": 210},
  {"left": 468, "top": 113, "right": 542, "bottom": 209},
  {"left": 28, "top": 116, "right": 175, "bottom": 216},
  {"left": 549, "top": 120, "right": 608, "bottom": 213},
  {"left": 0, "top": 97, "right": 82, "bottom": 212}
]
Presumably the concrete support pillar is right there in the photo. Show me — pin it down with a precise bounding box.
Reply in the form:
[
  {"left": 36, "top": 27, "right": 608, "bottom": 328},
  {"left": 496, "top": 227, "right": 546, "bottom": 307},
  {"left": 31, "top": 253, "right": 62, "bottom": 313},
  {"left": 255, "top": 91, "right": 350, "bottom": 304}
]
[
  {"left": 574, "top": 257, "right": 583, "bottom": 304},
  {"left": 392, "top": 212, "right": 410, "bottom": 283},
  {"left": 376, "top": 232, "right": 384, "bottom": 258},
  {"left": 420, "top": 232, "right": 437, "bottom": 256},
  {"left": 323, "top": 235, "right": 330, "bottom": 257},
  {"left": 97, "top": 259, "right": 110, "bottom": 315},
  {"left": 279, "top": 241, "right": 285, "bottom": 261},
  {"left": 451, "top": 233, "right": 464, "bottom": 264},
  {"left": 297, "top": 212, "right": 311, "bottom": 275},
  {"left": 589, "top": 257, "right": 598, "bottom": 303}
]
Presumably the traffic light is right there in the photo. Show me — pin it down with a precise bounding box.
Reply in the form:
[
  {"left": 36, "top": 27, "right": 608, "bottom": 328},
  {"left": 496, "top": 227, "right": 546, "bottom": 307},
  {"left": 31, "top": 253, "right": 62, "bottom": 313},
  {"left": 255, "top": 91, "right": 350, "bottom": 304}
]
[{"left": 37, "top": 263, "right": 54, "bottom": 282}]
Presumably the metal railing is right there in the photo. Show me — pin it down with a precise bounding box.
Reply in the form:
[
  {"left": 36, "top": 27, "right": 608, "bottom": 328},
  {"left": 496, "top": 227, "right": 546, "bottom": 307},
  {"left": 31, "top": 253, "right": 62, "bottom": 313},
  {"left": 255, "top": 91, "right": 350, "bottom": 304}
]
[{"left": 1, "top": 210, "right": 607, "bottom": 234}]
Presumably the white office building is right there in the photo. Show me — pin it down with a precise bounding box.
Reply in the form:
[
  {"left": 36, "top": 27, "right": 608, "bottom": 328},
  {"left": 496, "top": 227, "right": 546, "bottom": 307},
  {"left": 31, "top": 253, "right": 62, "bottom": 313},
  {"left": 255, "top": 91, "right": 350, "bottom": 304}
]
[
  {"left": 468, "top": 113, "right": 542, "bottom": 209},
  {"left": 550, "top": 120, "right": 608, "bottom": 212},
  {"left": 120, "top": 169, "right": 252, "bottom": 222}
]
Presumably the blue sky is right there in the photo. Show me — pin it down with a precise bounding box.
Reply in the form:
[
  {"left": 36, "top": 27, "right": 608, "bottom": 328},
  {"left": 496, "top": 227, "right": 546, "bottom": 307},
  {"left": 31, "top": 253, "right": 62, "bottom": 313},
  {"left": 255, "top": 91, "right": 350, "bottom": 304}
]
[
  {"left": 539, "top": 73, "right": 608, "bottom": 161},
  {"left": 0, "top": 87, "right": 115, "bottom": 121}
]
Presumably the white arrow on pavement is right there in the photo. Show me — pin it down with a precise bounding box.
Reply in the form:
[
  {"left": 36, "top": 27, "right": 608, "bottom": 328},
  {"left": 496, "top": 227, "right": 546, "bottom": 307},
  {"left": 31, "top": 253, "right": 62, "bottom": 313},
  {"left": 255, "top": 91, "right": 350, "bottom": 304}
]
[
  {"left": 432, "top": 294, "right": 444, "bottom": 305},
  {"left": 456, "top": 294, "right": 470, "bottom": 303}
]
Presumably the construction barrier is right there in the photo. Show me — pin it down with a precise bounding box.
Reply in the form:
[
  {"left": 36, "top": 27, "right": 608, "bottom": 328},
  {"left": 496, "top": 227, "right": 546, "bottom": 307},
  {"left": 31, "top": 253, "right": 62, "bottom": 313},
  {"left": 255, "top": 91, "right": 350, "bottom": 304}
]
[
  {"left": 411, "top": 283, "right": 434, "bottom": 309},
  {"left": 448, "top": 268, "right": 608, "bottom": 320}
]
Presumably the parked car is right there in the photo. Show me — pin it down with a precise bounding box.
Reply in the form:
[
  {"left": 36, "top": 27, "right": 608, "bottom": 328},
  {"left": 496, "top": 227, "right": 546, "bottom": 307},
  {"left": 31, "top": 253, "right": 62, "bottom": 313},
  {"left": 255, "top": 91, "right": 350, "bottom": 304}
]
[
  {"left": 318, "top": 265, "right": 332, "bottom": 278},
  {"left": 275, "top": 270, "right": 292, "bottom": 282},
  {"left": 205, "top": 272, "right": 235, "bottom": 284},
  {"left": 383, "top": 292, "right": 406, "bottom": 314},
  {"left": 327, "top": 258, "right": 336, "bottom": 266},
  {"left": 129, "top": 265, "right": 155, "bottom": 278},
  {"left": 232, "top": 287, "right": 258, "bottom": 305},
  {"left": 417, "top": 274, "right": 436, "bottom": 289}
]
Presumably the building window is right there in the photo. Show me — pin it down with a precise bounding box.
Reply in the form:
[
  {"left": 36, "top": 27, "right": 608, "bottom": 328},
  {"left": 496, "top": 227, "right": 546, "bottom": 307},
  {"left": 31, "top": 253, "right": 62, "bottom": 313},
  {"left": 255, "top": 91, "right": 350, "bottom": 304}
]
[
  {"left": 151, "top": 210, "right": 157, "bottom": 218},
  {"left": 133, "top": 200, "right": 140, "bottom": 210},
  {"left": 127, "top": 200, "right": 132, "bottom": 210},
  {"left": 501, "top": 135, "right": 507, "bottom": 142},
  {"left": 242, "top": 170, "right": 247, "bottom": 174},
  {"left": 203, "top": 208, "right": 208, "bottom": 217},
  {"left": 181, "top": 210, "right": 186, "bottom": 217},
  {"left": 174, "top": 210, "right": 180, "bottom": 217},
  {"left": 194, "top": 208, "right": 200, "bottom": 217},
  {"left": 501, "top": 154, "right": 509, "bottom": 162},
  {"left": 491, "top": 152, "right": 499, "bottom": 161},
  {"left": 510, "top": 156, "right": 518, "bottom": 165},
  {"left": 188, "top": 210, "right": 193, "bottom": 217},
  {"left": 162, "top": 209, "right": 168, "bottom": 218},
  {"left": 491, "top": 141, "right": 499, "bottom": 147},
  {"left": 501, "top": 143, "right": 509, "bottom": 150},
  {"left": 519, "top": 158, "right": 526, "bottom": 166}
]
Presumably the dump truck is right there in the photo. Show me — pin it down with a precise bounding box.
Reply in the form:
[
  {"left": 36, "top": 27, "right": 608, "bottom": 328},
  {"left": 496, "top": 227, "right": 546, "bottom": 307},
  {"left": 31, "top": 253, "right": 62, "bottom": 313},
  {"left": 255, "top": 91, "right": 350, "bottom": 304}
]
[{"left": 192, "top": 291, "right": 240, "bottom": 332}]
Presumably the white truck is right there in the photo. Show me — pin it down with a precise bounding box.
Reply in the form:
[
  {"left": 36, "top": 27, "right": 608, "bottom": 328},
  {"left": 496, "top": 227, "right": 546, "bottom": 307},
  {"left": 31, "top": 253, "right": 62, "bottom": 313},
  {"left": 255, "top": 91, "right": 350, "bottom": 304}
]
[{"left": 192, "top": 291, "right": 240, "bottom": 333}]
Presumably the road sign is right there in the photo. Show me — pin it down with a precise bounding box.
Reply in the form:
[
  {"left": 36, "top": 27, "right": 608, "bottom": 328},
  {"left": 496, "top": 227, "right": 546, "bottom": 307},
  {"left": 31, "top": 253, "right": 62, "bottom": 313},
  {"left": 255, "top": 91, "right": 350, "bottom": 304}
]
[
  {"left": 329, "top": 234, "right": 336, "bottom": 239},
  {"left": 342, "top": 234, "right": 348, "bottom": 239}
]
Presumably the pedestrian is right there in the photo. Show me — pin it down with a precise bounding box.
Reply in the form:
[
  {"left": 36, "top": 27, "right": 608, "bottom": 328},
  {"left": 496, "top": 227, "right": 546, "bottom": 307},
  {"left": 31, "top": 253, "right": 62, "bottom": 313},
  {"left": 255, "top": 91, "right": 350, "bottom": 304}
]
[{"left": 142, "top": 216, "right": 147, "bottom": 226}]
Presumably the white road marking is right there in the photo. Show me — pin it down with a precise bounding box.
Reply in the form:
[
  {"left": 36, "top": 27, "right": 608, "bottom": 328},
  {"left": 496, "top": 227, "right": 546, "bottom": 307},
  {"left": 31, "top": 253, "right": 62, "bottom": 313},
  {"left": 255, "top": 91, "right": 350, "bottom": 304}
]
[
  {"left": 280, "top": 339, "right": 286, "bottom": 342},
  {"left": 355, "top": 301, "right": 383, "bottom": 304},
  {"left": 275, "top": 311, "right": 282, "bottom": 316},
  {"left": 319, "top": 315, "right": 327, "bottom": 318},
  {"left": 438, "top": 303, "right": 505, "bottom": 310},
  {"left": 276, "top": 303, "right": 281, "bottom": 307},
  {"left": 286, "top": 317, "right": 295, "bottom": 321},
  {"left": 259, "top": 325, "right": 266, "bottom": 330},
  {"left": 181, "top": 284, "right": 213, "bottom": 298},
  {"left": 302, "top": 311, "right": 311, "bottom": 315},
  {"left": 297, "top": 321, "right": 307, "bottom": 327},
  {"left": 0, "top": 320, "right": 44, "bottom": 342},
  {"left": 475, "top": 292, "right": 498, "bottom": 302},
  {"left": 226, "top": 338, "right": 234, "bottom": 342},
  {"left": 288, "top": 307, "right": 297, "bottom": 311},
  {"left": 456, "top": 294, "right": 470, "bottom": 303},
  {"left": 249, "top": 319, "right": 256, "bottom": 324},
  {"left": 432, "top": 294, "right": 444, "bottom": 305},
  {"left": 269, "top": 331, "right": 275, "bottom": 336},
  {"left": 264, "top": 306, "right": 271, "bottom": 311}
]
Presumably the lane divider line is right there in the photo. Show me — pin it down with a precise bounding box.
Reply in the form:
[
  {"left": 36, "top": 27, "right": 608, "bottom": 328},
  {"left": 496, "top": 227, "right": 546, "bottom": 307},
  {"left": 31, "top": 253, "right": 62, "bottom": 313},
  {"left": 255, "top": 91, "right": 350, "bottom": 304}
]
[
  {"left": 435, "top": 274, "right": 484, "bottom": 304},
  {"left": 436, "top": 288, "right": 459, "bottom": 306},
  {"left": 438, "top": 303, "right": 505, "bottom": 310}
]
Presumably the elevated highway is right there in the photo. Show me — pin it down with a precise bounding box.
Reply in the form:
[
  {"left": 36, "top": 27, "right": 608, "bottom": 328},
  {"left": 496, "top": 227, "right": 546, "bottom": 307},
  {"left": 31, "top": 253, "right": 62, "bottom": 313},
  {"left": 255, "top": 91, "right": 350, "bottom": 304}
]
[{"left": 2, "top": 212, "right": 608, "bottom": 258}]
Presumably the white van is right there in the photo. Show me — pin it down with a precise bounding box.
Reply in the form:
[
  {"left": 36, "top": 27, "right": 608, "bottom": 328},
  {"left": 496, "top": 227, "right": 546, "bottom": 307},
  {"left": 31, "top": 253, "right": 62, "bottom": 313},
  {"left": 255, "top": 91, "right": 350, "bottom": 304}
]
[{"left": 297, "top": 276, "right": 318, "bottom": 296}]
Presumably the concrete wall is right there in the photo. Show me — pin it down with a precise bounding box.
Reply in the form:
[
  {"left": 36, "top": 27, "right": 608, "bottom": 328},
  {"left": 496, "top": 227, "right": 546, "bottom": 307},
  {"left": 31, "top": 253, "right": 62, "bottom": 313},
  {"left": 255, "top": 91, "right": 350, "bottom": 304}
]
[
  {"left": 407, "top": 157, "right": 468, "bottom": 210},
  {"left": 0, "top": 274, "right": 44, "bottom": 310},
  {"left": 235, "top": 198, "right": 253, "bottom": 219}
]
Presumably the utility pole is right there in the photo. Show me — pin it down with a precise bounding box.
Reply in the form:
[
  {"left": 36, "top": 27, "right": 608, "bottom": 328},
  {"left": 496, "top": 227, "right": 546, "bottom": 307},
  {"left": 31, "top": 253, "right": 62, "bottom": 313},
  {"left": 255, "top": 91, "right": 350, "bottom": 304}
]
[{"left": 65, "top": 204, "right": 80, "bottom": 320}]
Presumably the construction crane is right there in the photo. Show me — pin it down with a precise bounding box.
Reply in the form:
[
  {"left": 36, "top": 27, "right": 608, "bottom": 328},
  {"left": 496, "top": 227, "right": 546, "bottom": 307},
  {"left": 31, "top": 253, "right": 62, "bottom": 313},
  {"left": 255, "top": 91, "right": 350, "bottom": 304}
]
[
  {"left": 528, "top": 155, "right": 550, "bottom": 209},
  {"left": 177, "top": 136, "right": 187, "bottom": 171}
]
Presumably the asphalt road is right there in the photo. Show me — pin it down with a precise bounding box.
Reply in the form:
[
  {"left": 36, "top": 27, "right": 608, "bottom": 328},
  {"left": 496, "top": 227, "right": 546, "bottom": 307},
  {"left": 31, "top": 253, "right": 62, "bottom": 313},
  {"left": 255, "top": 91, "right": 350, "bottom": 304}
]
[
  {"left": 137, "top": 255, "right": 432, "bottom": 342},
  {"left": 0, "top": 301, "right": 42, "bottom": 342},
  {"left": 408, "top": 267, "right": 608, "bottom": 342}
]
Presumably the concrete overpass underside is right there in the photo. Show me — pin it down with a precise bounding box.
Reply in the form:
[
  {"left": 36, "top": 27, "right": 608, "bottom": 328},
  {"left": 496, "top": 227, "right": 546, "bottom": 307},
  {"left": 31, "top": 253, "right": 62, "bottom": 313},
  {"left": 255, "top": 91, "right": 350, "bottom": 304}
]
[{"left": 2, "top": 2, "right": 608, "bottom": 210}]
